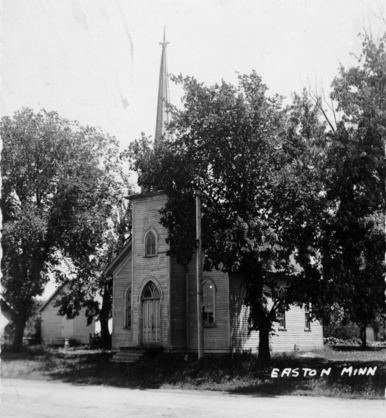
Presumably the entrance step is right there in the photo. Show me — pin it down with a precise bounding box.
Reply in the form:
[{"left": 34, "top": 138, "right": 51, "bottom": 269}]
[{"left": 111, "top": 346, "right": 163, "bottom": 363}]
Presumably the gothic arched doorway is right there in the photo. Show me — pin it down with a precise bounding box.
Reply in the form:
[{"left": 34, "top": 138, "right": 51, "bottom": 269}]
[{"left": 141, "top": 281, "right": 161, "bottom": 345}]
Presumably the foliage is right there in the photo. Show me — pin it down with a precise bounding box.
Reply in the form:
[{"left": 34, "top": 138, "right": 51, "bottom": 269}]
[
  {"left": 317, "top": 33, "right": 386, "bottom": 346},
  {"left": 1, "top": 108, "right": 130, "bottom": 347},
  {"left": 54, "top": 196, "right": 131, "bottom": 348},
  {"left": 125, "top": 73, "right": 328, "bottom": 366},
  {"left": 24, "top": 299, "right": 43, "bottom": 345}
]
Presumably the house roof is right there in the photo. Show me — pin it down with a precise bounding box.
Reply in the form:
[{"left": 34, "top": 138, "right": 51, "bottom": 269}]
[
  {"left": 126, "top": 190, "right": 165, "bottom": 201},
  {"left": 38, "top": 282, "right": 67, "bottom": 313},
  {"left": 0, "top": 295, "right": 17, "bottom": 314},
  {"left": 103, "top": 239, "right": 132, "bottom": 276}
]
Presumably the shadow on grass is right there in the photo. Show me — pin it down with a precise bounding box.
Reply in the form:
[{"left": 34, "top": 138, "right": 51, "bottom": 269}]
[
  {"left": 38, "top": 350, "right": 386, "bottom": 399},
  {"left": 1, "top": 345, "right": 51, "bottom": 360}
]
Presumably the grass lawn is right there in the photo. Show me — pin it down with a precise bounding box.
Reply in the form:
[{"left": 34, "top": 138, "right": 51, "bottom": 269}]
[{"left": 2, "top": 345, "right": 385, "bottom": 399}]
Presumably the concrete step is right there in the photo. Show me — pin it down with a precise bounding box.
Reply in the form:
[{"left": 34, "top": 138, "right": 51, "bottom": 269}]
[
  {"left": 111, "top": 346, "right": 164, "bottom": 363},
  {"left": 111, "top": 357, "right": 140, "bottom": 363}
]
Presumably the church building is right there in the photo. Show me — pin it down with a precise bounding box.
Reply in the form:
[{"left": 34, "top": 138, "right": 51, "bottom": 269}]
[{"left": 105, "top": 34, "right": 323, "bottom": 357}]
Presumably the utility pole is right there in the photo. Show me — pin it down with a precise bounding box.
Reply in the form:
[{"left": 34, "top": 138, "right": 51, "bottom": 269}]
[{"left": 196, "top": 192, "right": 204, "bottom": 359}]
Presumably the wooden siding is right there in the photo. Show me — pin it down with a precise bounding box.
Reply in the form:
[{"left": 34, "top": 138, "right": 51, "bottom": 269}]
[
  {"left": 230, "top": 273, "right": 323, "bottom": 353},
  {"left": 41, "top": 301, "right": 63, "bottom": 342},
  {"left": 131, "top": 193, "right": 171, "bottom": 349},
  {"left": 72, "top": 313, "right": 94, "bottom": 344},
  {"left": 111, "top": 190, "right": 323, "bottom": 354},
  {"left": 41, "top": 284, "right": 94, "bottom": 344},
  {"left": 112, "top": 256, "right": 133, "bottom": 350},
  {"left": 187, "top": 255, "right": 230, "bottom": 352}
]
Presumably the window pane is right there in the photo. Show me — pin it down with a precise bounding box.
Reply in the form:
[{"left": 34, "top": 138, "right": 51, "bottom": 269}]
[
  {"left": 152, "top": 286, "right": 160, "bottom": 298},
  {"left": 203, "top": 281, "right": 215, "bottom": 326},
  {"left": 278, "top": 310, "right": 286, "bottom": 328},
  {"left": 145, "top": 232, "right": 156, "bottom": 256},
  {"left": 144, "top": 285, "right": 152, "bottom": 298},
  {"left": 305, "top": 307, "right": 310, "bottom": 329}
]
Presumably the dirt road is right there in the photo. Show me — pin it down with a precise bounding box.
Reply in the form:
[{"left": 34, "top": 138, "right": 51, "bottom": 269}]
[{"left": 2, "top": 378, "right": 385, "bottom": 418}]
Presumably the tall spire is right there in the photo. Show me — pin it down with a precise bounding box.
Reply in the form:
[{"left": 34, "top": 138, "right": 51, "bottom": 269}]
[{"left": 155, "top": 28, "right": 170, "bottom": 144}]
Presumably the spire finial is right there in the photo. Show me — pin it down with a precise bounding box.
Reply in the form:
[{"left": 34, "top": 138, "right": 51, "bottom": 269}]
[{"left": 160, "top": 27, "right": 169, "bottom": 49}]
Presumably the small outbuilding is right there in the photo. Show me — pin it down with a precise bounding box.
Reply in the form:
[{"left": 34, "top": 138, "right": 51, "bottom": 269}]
[{"left": 39, "top": 284, "right": 95, "bottom": 345}]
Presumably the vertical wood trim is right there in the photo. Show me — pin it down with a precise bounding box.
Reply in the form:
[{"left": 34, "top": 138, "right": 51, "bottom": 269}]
[
  {"left": 131, "top": 201, "right": 135, "bottom": 346},
  {"left": 196, "top": 194, "right": 204, "bottom": 358},
  {"left": 112, "top": 272, "right": 115, "bottom": 350},
  {"left": 186, "top": 271, "right": 189, "bottom": 349},
  {"left": 228, "top": 273, "right": 231, "bottom": 351},
  {"left": 167, "top": 247, "right": 171, "bottom": 351}
]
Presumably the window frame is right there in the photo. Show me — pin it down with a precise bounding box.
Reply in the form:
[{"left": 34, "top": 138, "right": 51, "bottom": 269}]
[
  {"left": 144, "top": 230, "right": 157, "bottom": 257},
  {"left": 277, "top": 309, "right": 286, "bottom": 330},
  {"left": 202, "top": 279, "right": 216, "bottom": 328},
  {"left": 304, "top": 305, "right": 311, "bottom": 331}
]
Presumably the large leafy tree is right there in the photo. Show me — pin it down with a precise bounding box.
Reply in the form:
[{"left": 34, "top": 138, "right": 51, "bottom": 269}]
[
  {"left": 1, "top": 108, "right": 130, "bottom": 347},
  {"left": 53, "top": 199, "right": 131, "bottom": 348},
  {"left": 126, "top": 73, "right": 327, "bottom": 365},
  {"left": 318, "top": 33, "right": 386, "bottom": 346}
]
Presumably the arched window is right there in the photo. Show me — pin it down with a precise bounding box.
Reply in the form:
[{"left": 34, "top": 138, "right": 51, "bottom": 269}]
[
  {"left": 142, "top": 281, "right": 160, "bottom": 299},
  {"left": 125, "top": 287, "right": 132, "bottom": 329},
  {"left": 202, "top": 280, "right": 216, "bottom": 327},
  {"left": 145, "top": 231, "right": 156, "bottom": 256}
]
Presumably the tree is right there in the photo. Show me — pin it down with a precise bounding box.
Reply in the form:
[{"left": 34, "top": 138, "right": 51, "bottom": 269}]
[
  {"left": 1, "top": 108, "right": 130, "bottom": 348},
  {"left": 126, "top": 73, "right": 327, "bottom": 366},
  {"left": 318, "top": 33, "right": 386, "bottom": 347},
  {"left": 53, "top": 199, "right": 132, "bottom": 348}
]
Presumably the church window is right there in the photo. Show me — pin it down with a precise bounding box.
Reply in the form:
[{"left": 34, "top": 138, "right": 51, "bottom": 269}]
[
  {"left": 304, "top": 306, "right": 311, "bottom": 330},
  {"left": 145, "top": 231, "right": 156, "bottom": 256},
  {"left": 125, "top": 287, "right": 132, "bottom": 329},
  {"left": 142, "top": 281, "right": 160, "bottom": 299},
  {"left": 202, "top": 280, "right": 216, "bottom": 327}
]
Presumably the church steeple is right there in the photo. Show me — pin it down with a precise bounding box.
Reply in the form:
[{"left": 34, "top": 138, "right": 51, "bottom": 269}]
[{"left": 155, "top": 28, "right": 170, "bottom": 144}]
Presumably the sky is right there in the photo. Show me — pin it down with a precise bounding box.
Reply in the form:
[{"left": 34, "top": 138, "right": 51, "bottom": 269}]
[
  {"left": 1, "top": 0, "right": 386, "bottom": 299},
  {"left": 2, "top": 0, "right": 386, "bottom": 151}
]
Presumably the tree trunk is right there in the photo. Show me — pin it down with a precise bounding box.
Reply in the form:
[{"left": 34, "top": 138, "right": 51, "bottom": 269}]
[
  {"left": 99, "top": 283, "right": 112, "bottom": 349},
  {"left": 257, "top": 318, "right": 271, "bottom": 370},
  {"left": 361, "top": 316, "right": 367, "bottom": 349},
  {"left": 12, "top": 313, "right": 27, "bottom": 349}
]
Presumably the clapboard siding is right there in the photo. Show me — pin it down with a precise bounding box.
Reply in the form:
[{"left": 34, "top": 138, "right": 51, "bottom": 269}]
[
  {"left": 111, "top": 190, "right": 323, "bottom": 354},
  {"left": 41, "top": 284, "right": 94, "bottom": 345},
  {"left": 72, "top": 312, "right": 94, "bottom": 344},
  {"left": 170, "top": 258, "right": 187, "bottom": 349},
  {"left": 112, "top": 255, "right": 132, "bottom": 350},
  {"left": 131, "top": 193, "right": 171, "bottom": 349},
  {"left": 187, "top": 255, "right": 230, "bottom": 352},
  {"left": 230, "top": 273, "right": 323, "bottom": 353},
  {"left": 41, "top": 302, "right": 63, "bottom": 342}
]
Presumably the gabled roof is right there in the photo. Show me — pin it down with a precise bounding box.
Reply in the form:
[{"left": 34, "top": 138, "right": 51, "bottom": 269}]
[
  {"left": 0, "top": 295, "right": 17, "bottom": 314},
  {"left": 39, "top": 282, "right": 67, "bottom": 313},
  {"left": 103, "top": 239, "right": 132, "bottom": 277}
]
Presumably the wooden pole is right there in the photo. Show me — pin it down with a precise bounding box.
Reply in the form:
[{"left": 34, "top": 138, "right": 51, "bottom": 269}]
[{"left": 196, "top": 192, "right": 204, "bottom": 359}]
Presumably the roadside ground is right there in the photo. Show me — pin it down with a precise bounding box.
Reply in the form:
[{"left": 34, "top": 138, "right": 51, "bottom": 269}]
[
  {"left": 2, "top": 378, "right": 385, "bottom": 418},
  {"left": 2, "top": 344, "right": 386, "bottom": 399}
]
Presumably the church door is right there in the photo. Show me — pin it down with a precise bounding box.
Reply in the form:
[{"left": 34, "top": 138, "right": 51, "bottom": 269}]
[{"left": 142, "top": 282, "right": 161, "bottom": 345}]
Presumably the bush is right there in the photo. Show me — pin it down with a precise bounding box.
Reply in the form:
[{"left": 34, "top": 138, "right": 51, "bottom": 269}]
[{"left": 68, "top": 338, "right": 81, "bottom": 347}]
